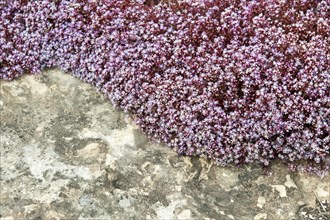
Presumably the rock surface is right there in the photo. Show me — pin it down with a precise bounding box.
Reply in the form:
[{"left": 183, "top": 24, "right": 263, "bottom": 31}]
[{"left": 1, "top": 69, "right": 329, "bottom": 219}]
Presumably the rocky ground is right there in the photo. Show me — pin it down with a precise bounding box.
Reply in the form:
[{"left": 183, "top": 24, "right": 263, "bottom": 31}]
[{"left": 1, "top": 69, "right": 329, "bottom": 220}]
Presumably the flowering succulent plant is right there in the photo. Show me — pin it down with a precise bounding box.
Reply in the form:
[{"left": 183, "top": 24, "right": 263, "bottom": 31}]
[{"left": 1, "top": 0, "right": 329, "bottom": 176}]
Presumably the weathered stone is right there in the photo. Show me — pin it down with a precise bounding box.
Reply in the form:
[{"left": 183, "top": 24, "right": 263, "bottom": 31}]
[{"left": 1, "top": 69, "right": 329, "bottom": 219}]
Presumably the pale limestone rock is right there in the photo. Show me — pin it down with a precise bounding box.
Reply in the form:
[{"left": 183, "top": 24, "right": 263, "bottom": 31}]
[
  {"left": 177, "top": 209, "right": 192, "bottom": 219},
  {"left": 257, "top": 197, "right": 266, "bottom": 208},
  {"left": 254, "top": 213, "right": 267, "bottom": 220},
  {"left": 1, "top": 70, "right": 329, "bottom": 220},
  {"left": 284, "top": 175, "right": 298, "bottom": 189},
  {"left": 271, "top": 185, "right": 287, "bottom": 198}
]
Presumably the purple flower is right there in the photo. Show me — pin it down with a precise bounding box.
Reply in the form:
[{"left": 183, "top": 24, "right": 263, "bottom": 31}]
[{"left": 1, "top": 0, "right": 329, "bottom": 176}]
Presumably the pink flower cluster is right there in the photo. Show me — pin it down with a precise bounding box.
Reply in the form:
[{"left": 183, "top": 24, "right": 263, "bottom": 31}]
[{"left": 1, "top": 0, "right": 329, "bottom": 176}]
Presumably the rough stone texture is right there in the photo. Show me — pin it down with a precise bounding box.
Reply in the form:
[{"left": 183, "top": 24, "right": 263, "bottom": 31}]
[{"left": 1, "top": 69, "right": 329, "bottom": 220}]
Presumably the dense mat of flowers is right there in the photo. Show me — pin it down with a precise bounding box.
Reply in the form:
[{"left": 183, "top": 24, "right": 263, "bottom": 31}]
[{"left": 1, "top": 0, "right": 329, "bottom": 176}]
